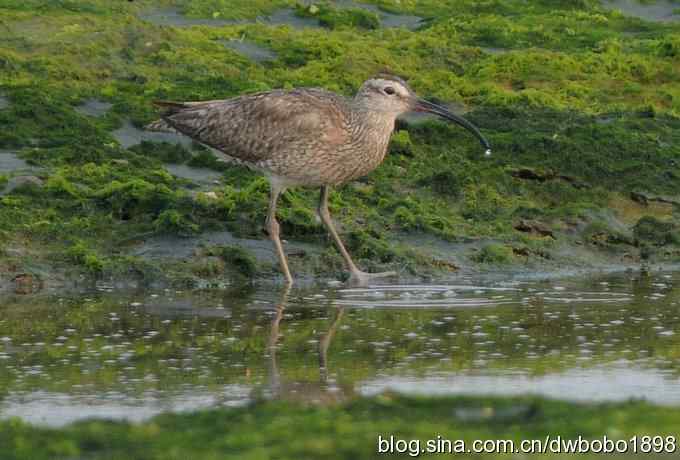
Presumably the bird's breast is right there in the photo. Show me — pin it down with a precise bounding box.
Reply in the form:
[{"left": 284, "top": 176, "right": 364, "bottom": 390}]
[{"left": 314, "top": 128, "right": 388, "bottom": 186}]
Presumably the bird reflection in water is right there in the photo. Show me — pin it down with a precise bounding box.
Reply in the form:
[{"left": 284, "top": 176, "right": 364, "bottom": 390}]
[{"left": 264, "top": 286, "right": 352, "bottom": 404}]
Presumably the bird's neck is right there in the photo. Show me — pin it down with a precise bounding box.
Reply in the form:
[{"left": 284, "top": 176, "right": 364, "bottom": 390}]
[
  {"left": 347, "top": 105, "right": 397, "bottom": 172},
  {"left": 351, "top": 105, "right": 397, "bottom": 139}
]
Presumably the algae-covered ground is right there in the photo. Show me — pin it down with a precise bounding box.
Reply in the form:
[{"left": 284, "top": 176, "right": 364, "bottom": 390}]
[
  {"left": 4, "top": 394, "right": 680, "bottom": 459},
  {"left": 1, "top": 0, "right": 680, "bottom": 290}
]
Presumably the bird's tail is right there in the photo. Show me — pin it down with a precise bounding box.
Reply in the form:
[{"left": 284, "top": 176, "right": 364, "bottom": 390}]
[
  {"left": 145, "top": 118, "right": 178, "bottom": 133},
  {"left": 146, "top": 100, "right": 192, "bottom": 132},
  {"left": 153, "top": 100, "right": 191, "bottom": 112}
]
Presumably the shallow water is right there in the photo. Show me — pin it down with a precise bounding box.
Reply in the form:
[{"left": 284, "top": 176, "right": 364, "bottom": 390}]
[
  {"left": 138, "top": 7, "right": 321, "bottom": 29},
  {"left": 138, "top": 8, "right": 241, "bottom": 27},
  {"left": 75, "top": 99, "right": 112, "bottom": 118},
  {"left": 334, "top": 0, "right": 423, "bottom": 29},
  {"left": 164, "top": 164, "right": 224, "bottom": 191},
  {"left": 266, "top": 8, "right": 323, "bottom": 28},
  {"left": 2, "top": 270, "right": 680, "bottom": 426},
  {"left": 604, "top": 0, "right": 680, "bottom": 22},
  {"left": 112, "top": 120, "right": 194, "bottom": 149},
  {"left": 480, "top": 46, "right": 511, "bottom": 55},
  {"left": 0, "top": 150, "right": 29, "bottom": 173},
  {"left": 220, "top": 39, "right": 278, "bottom": 62},
  {"left": 139, "top": 4, "right": 422, "bottom": 30}
]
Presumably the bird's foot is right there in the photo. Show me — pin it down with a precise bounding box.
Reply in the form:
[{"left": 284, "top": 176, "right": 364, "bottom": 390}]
[{"left": 347, "top": 270, "right": 397, "bottom": 286}]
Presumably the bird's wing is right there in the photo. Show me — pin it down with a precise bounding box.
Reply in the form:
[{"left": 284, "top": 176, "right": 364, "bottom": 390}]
[{"left": 154, "top": 89, "right": 351, "bottom": 164}]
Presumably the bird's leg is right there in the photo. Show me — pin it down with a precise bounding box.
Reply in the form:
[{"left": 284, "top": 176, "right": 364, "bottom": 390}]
[
  {"left": 318, "top": 186, "right": 396, "bottom": 285},
  {"left": 318, "top": 186, "right": 359, "bottom": 274},
  {"left": 268, "top": 285, "right": 290, "bottom": 398},
  {"left": 267, "top": 184, "right": 294, "bottom": 285},
  {"left": 319, "top": 307, "right": 345, "bottom": 384}
]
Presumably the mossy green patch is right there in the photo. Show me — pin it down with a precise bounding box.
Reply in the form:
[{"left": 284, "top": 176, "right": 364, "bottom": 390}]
[
  {"left": 129, "top": 141, "right": 192, "bottom": 164},
  {"left": 296, "top": 3, "right": 381, "bottom": 30},
  {"left": 582, "top": 220, "right": 634, "bottom": 248},
  {"left": 473, "top": 243, "right": 515, "bottom": 264},
  {"left": 0, "top": 174, "right": 9, "bottom": 191},
  {"left": 1, "top": 0, "right": 680, "bottom": 283},
  {"left": 2, "top": 394, "right": 680, "bottom": 460},
  {"left": 153, "top": 209, "right": 199, "bottom": 235},
  {"left": 65, "top": 240, "right": 105, "bottom": 275},
  {"left": 634, "top": 215, "right": 680, "bottom": 246},
  {"left": 182, "top": 0, "right": 294, "bottom": 21},
  {"left": 206, "top": 244, "right": 258, "bottom": 278}
]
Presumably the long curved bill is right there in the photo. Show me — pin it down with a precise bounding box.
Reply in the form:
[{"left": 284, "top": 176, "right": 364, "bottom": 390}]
[{"left": 415, "top": 99, "right": 492, "bottom": 156}]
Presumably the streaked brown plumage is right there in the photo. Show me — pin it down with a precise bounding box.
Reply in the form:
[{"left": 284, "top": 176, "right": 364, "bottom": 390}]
[{"left": 149, "top": 75, "right": 491, "bottom": 285}]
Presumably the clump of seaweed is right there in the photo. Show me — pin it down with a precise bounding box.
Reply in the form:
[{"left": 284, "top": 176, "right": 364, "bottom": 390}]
[
  {"left": 205, "top": 244, "right": 258, "bottom": 278},
  {"left": 473, "top": 243, "right": 515, "bottom": 264},
  {"left": 295, "top": 3, "right": 381, "bottom": 30},
  {"left": 633, "top": 216, "right": 680, "bottom": 247}
]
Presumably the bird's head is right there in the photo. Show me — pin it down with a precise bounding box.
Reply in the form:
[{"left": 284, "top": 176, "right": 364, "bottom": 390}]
[{"left": 356, "top": 74, "right": 491, "bottom": 155}]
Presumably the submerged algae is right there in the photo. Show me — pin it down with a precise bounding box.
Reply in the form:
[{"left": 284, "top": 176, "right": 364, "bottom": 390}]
[
  {"left": 333, "top": 0, "right": 424, "bottom": 29},
  {"left": 604, "top": 0, "right": 680, "bottom": 22}
]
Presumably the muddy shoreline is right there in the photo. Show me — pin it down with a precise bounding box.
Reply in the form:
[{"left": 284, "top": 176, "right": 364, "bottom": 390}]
[{"left": 0, "top": 238, "right": 669, "bottom": 296}]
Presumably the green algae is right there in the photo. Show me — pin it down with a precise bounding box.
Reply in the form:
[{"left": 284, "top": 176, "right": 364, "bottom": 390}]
[
  {"left": 633, "top": 215, "right": 680, "bottom": 246},
  {"left": 65, "top": 240, "right": 105, "bottom": 275},
  {"left": 128, "top": 141, "right": 192, "bottom": 164},
  {"left": 0, "top": 0, "right": 679, "bottom": 283},
  {"left": 3, "top": 394, "right": 680, "bottom": 460},
  {"left": 153, "top": 209, "right": 199, "bottom": 235},
  {"left": 295, "top": 3, "right": 381, "bottom": 30},
  {"left": 181, "top": 0, "right": 294, "bottom": 21},
  {"left": 205, "top": 244, "right": 258, "bottom": 278},
  {"left": 473, "top": 242, "right": 516, "bottom": 264},
  {"left": 581, "top": 220, "right": 635, "bottom": 252}
]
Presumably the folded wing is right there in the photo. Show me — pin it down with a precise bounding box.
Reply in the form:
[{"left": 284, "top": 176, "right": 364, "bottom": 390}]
[{"left": 152, "top": 89, "right": 350, "bottom": 166}]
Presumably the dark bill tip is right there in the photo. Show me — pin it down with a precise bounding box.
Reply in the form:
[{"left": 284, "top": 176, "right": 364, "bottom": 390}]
[{"left": 415, "top": 99, "right": 491, "bottom": 154}]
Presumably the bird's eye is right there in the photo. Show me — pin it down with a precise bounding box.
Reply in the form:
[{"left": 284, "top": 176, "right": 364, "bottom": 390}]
[{"left": 384, "top": 86, "right": 396, "bottom": 95}]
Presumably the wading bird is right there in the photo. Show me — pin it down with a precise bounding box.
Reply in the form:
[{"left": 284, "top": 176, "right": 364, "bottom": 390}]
[{"left": 148, "top": 75, "right": 491, "bottom": 285}]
